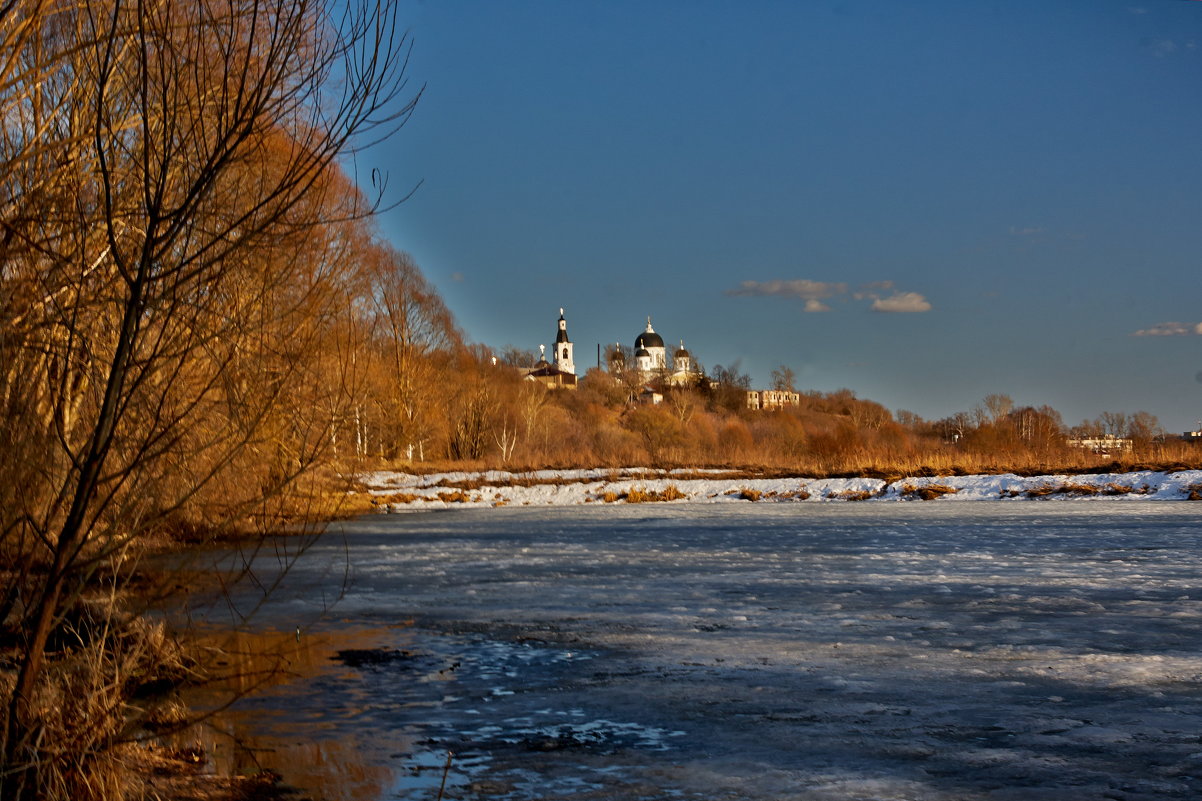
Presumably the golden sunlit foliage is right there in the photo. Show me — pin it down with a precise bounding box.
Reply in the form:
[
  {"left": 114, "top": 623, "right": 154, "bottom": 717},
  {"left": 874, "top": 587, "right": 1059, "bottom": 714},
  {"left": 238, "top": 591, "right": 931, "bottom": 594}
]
[{"left": 0, "top": 0, "right": 428, "bottom": 796}]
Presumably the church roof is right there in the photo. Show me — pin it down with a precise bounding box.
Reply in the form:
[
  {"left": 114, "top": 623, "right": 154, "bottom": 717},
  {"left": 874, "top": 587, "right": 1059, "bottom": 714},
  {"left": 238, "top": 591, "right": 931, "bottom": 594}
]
[
  {"left": 635, "top": 318, "right": 664, "bottom": 350},
  {"left": 556, "top": 308, "right": 570, "bottom": 343}
]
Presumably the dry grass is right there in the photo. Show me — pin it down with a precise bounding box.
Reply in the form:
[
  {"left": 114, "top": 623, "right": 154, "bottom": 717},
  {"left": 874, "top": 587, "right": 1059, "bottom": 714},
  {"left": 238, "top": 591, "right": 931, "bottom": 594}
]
[
  {"left": 600, "top": 484, "right": 689, "bottom": 503},
  {"left": 1050, "top": 482, "right": 1100, "bottom": 496},
  {"left": 1008, "top": 480, "right": 1156, "bottom": 499},
  {"left": 900, "top": 483, "right": 959, "bottom": 501},
  {"left": 434, "top": 489, "right": 473, "bottom": 503},
  {"left": 368, "top": 492, "right": 422, "bottom": 506},
  {"left": 826, "top": 489, "right": 876, "bottom": 501},
  {"left": 1, "top": 600, "right": 196, "bottom": 801},
  {"left": 132, "top": 744, "right": 291, "bottom": 800}
]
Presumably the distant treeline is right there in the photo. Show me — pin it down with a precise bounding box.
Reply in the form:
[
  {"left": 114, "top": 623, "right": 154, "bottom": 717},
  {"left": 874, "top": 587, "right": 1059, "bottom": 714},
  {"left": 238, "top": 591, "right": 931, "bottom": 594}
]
[{"left": 389, "top": 364, "right": 1196, "bottom": 478}]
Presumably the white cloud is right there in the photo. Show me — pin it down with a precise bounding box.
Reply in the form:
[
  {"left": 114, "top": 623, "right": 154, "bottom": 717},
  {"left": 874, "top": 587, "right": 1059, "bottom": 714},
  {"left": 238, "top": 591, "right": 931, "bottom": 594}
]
[
  {"left": 728, "top": 279, "right": 931, "bottom": 313},
  {"left": 871, "top": 292, "right": 932, "bottom": 313},
  {"left": 1008, "top": 225, "right": 1045, "bottom": 237},
  {"left": 1132, "top": 321, "right": 1202, "bottom": 337},
  {"left": 1148, "top": 38, "right": 1178, "bottom": 57},
  {"left": 726, "top": 279, "right": 847, "bottom": 299},
  {"left": 725, "top": 279, "right": 847, "bottom": 307},
  {"left": 1128, "top": 6, "right": 1148, "bottom": 15},
  {"left": 852, "top": 280, "right": 894, "bottom": 300}
]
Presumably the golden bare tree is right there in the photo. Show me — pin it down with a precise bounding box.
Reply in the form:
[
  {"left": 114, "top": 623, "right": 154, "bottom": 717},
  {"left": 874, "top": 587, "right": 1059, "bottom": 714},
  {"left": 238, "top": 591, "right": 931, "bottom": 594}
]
[
  {"left": 364, "top": 244, "right": 460, "bottom": 460},
  {"left": 0, "top": 0, "right": 416, "bottom": 796}
]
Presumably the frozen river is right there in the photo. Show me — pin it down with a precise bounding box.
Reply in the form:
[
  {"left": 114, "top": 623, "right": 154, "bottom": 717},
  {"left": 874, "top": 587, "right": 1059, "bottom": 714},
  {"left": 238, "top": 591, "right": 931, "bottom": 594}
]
[{"left": 187, "top": 503, "right": 1202, "bottom": 800}]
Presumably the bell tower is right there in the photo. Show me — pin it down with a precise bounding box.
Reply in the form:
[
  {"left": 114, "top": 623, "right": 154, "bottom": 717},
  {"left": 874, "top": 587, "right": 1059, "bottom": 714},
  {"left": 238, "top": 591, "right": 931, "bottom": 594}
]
[{"left": 554, "top": 308, "right": 575, "bottom": 375}]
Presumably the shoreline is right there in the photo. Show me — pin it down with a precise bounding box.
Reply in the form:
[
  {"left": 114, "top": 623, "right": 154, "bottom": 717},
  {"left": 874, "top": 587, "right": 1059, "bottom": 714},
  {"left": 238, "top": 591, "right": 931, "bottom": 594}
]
[{"left": 358, "top": 466, "right": 1202, "bottom": 509}]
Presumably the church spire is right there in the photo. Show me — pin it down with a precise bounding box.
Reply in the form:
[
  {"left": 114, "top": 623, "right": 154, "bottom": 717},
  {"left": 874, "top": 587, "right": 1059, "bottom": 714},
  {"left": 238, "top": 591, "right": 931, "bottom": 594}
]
[{"left": 554, "top": 308, "right": 575, "bottom": 375}]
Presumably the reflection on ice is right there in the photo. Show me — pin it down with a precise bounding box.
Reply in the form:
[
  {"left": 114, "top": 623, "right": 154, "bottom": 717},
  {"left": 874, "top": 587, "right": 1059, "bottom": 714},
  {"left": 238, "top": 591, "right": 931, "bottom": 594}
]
[{"left": 187, "top": 503, "right": 1202, "bottom": 800}]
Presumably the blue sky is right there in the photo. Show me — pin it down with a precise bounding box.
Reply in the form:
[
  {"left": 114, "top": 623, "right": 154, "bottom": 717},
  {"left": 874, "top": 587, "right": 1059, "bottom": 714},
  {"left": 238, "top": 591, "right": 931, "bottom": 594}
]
[{"left": 363, "top": 0, "right": 1202, "bottom": 431}]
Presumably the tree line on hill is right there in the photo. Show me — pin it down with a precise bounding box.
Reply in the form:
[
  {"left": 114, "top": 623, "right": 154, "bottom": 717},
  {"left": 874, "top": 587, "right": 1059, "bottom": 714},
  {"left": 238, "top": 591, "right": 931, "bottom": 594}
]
[{"left": 410, "top": 364, "right": 1187, "bottom": 477}]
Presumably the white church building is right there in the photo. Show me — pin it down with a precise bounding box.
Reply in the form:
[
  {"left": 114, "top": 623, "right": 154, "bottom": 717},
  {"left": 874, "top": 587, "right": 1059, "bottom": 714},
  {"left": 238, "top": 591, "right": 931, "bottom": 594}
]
[
  {"left": 616, "top": 317, "right": 699, "bottom": 386},
  {"left": 522, "top": 310, "right": 700, "bottom": 390},
  {"left": 521, "top": 309, "right": 578, "bottom": 389}
]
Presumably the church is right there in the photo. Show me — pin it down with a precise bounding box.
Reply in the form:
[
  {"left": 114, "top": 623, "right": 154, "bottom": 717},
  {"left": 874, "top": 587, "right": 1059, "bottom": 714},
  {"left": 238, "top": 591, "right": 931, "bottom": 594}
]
[
  {"left": 521, "top": 309, "right": 578, "bottom": 389},
  {"left": 624, "top": 317, "right": 698, "bottom": 386},
  {"left": 521, "top": 310, "right": 699, "bottom": 390}
]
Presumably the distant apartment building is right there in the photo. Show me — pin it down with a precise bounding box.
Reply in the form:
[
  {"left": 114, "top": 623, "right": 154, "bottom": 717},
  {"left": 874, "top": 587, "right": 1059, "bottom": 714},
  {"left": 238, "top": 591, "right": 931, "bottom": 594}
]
[
  {"left": 1067, "top": 435, "right": 1132, "bottom": 454},
  {"left": 746, "top": 389, "right": 801, "bottom": 411}
]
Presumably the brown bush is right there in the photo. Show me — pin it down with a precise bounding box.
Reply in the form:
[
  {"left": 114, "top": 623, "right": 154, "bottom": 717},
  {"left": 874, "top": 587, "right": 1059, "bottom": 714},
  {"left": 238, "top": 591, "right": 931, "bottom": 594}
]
[
  {"left": 1055, "top": 483, "right": 1099, "bottom": 496},
  {"left": 623, "top": 484, "right": 687, "bottom": 503},
  {"left": 827, "top": 489, "right": 874, "bottom": 501},
  {"left": 435, "top": 490, "right": 473, "bottom": 503},
  {"left": 900, "top": 483, "right": 959, "bottom": 501}
]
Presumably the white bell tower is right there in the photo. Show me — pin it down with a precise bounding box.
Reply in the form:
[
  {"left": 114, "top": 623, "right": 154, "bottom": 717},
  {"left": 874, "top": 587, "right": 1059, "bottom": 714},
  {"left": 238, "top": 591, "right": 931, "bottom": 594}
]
[{"left": 554, "top": 308, "right": 575, "bottom": 375}]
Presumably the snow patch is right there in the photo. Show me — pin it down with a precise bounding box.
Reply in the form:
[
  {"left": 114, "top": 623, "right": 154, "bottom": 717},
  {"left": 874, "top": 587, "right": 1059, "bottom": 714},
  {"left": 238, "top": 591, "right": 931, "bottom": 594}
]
[{"left": 358, "top": 468, "right": 1202, "bottom": 510}]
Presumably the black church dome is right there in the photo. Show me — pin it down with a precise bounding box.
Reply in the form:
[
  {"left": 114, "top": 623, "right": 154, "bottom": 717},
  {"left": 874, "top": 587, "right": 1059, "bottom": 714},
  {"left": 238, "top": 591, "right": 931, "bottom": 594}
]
[{"left": 635, "top": 330, "right": 664, "bottom": 350}]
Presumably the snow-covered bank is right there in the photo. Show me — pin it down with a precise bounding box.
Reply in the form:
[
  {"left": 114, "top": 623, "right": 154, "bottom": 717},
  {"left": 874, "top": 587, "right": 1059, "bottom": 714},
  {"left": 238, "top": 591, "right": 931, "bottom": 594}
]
[{"left": 358, "top": 467, "right": 1202, "bottom": 510}]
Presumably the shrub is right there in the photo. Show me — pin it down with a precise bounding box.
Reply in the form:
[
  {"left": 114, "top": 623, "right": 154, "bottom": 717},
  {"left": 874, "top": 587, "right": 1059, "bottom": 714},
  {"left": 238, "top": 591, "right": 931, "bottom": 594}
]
[
  {"left": 435, "top": 490, "right": 472, "bottom": 503},
  {"left": 900, "top": 483, "right": 959, "bottom": 501},
  {"left": 827, "top": 489, "right": 874, "bottom": 501},
  {"left": 660, "top": 484, "right": 687, "bottom": 501},
  {"left": 624, "top": 484, "right": 687, "bottom": 503},
  {"left": 1055, "top": 483, "right": 1099, "bottom": 496},
  {"left": 375, "top": 492, "right": 422, "bottom": 505}
]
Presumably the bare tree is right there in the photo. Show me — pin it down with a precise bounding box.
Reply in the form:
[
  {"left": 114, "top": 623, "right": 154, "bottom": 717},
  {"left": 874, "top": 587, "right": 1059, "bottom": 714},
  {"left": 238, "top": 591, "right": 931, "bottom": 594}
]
[
  {"left": 1100, "top": 411, "right": 1131, "bottom": 440},
  {"left": 494, "top": 414, "right": 518, "bottom": 463},
  {"left": 365, "top": 245, "right": 460, "bottom": 459},
  {"left": 450, "top": 384, "right": 496, "bottom": 461},
  {"left": 983, "top": 393, "right": 1014, "bottom": 423},
  {"left": 1, "top": 0, "right": 416, "bottom": 795},
  {"left": 1126, "top": 411, "right": 1161, "bottom": 444},
  {"left": 770, "top": 364, "right": 797, "bottom": 392},
  {"left": 669, "top": 386, "right": 697, "bottom": 425},
  {"left": 497, "top": 344, "right": 539, "bottom": 368},
  {"left": 518, "top": 380, "right": 550, "bottom": 442}
]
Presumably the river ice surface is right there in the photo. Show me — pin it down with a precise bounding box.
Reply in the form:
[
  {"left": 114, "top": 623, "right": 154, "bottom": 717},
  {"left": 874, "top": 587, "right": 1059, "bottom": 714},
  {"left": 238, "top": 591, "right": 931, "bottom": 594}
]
[{"left": 190, "top": 503, "right": 1202, "bottom": 801}]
